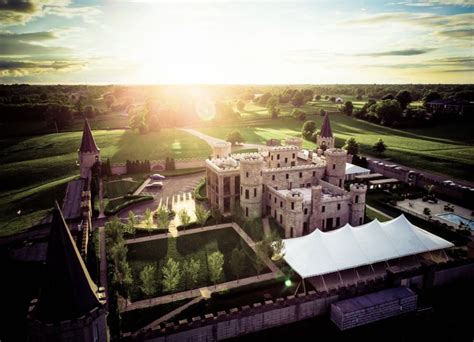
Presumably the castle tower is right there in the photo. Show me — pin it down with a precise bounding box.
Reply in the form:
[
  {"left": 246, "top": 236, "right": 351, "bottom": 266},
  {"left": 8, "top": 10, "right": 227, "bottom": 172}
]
[
  {"left": 78, "top": 119, "right": 100, "bottom": 180},
  {"left": 317, "top": 114, "right": 334, "bottom": 150},
  {"left": 239, "top": 155, "right": 264, "bottom": 219},
  {"left": 349, "top": 183, "right": 367, "bottom": 226},
  {"left": 28, "top": 203, "right": 107, "bottom": 342},
  {"left": 285, "top": 190, "right": 304, "bottom": 238},
  {"left": 324, "top": 148, "right": 347, "bottom": 188},
  {"left": 309, "top": 185, "right": 322, "bottom": 232},
  {"left": 212, "top": 141, "right": 232, "bottom": 159}
]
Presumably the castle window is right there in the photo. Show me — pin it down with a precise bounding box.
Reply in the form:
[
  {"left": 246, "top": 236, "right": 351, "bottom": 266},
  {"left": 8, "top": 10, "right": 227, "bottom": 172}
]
[
  {"left": 304, "top": 208, "right": 308, "bottom": 215},
  {"left": 333, "top": 164, "right": 336, "bottom": 170},
  {"left": 277, "top": 154, "right": 280, "bottom": 160},
  {"left": 290, "top": 227, "right": 294, "bottom": 237},
  {"left": 312, "top": 171, "right": 316, "bottom": 177},
  {"left": 336, "top": 217, "right": 340, "bottom": 226},
  {"left": 292, "top": 153, "right": 295, "bottom": 159},
  {"left": 285, "top": 157, "right": 288, "bottom": 163},
  {"left": 337, "top": 203, "right": 341, "bottom": 210},
  {"left": 274, "top": 197, "right": 277, "bottom": 203},
  {"left": 299, "top": 172, "right": 303, "bottom": 178},
  {"left": 246, "top": 171, "right": 249, "bottom": 178},
  {"left": 277, "top": 163, "right": 280, "bottom": 168},
  {"left": 280, "top": 201, "right": 283, "bottom": 208},
  {"left": 286, "top": 173, "right": 289, "bottom": 179},
  {"left": 339, "top": 179, "right": 342, "bottom": 187},
  {"left": 272, "top": 175, "right": 275, "bottom": 181},
  {"left": 246, "top": 207, "right": 249, "bottom": 217},
  {"left": 355, "top": 195, "right": 359, "bottom": 203},
  {"left": 254, "top": 188, "right": 257, "bottom": 197},
  {"left": 291, "top": 202, "right": 294, "bottom": 210},
  {"left": 271, "top": 155, "right": 274, "bottom": 160},
  {"left": 269, "top": 194, "right": 271, "bottom": 200},
  {"left": 280, "top": 214, "right": 283, "bottom": 224},
  {"left": 245, "top": 189, "right": 249, "bottom": 199},
  {"left": 359, "top": 217, "right": 363, "bottom": 225},
  {"left": 322, "top": 206, "right": 325, "bottom": 213}
]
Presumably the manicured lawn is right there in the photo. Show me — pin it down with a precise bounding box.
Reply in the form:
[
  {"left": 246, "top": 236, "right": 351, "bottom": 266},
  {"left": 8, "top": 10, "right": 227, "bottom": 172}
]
[
  {"left": 127, "top": 227, "right": 265, "bottom": 301},
  {"left": 197, "top": 111, "right": 474, "bottom": 181},
  {"left": 365, "top": 206, "right": 391, "bottom": 222},
  {"left": 0, "top": 128, "right": 211, "bottom": 236}
]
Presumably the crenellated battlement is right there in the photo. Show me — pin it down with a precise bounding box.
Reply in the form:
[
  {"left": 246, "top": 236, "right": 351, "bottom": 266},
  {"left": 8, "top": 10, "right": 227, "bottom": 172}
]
[
  {"left": 324, "top": 148, "right": 347, "bottom": 157},
  {"left": 263, "top": 163, "right": 325, "bottom": 173},
  {"left": 350, "top": 183, "right": 368, "bottom": 192}
]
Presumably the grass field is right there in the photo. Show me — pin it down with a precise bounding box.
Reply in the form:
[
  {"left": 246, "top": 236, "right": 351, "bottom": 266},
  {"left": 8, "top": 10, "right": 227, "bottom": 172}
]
[
  {"left": 127, "top": 228, "right": 263, "bottom": 300},
  {"left": 197, "top": 109, "right": 474, "bottom": 182},
  {"left": 0, "top": 128, "right": 211, "bottom": 236}
]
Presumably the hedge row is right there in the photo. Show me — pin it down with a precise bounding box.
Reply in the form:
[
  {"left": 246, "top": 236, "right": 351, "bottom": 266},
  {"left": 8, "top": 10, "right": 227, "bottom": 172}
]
[{"left": 105, "top": 195, "right": 153, "bottom": 215}]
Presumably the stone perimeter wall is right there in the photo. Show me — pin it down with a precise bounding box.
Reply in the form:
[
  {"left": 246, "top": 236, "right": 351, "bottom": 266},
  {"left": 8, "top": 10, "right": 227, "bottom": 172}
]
[{"left": 146, "top": 293, "right": 340, "bottom": 342}]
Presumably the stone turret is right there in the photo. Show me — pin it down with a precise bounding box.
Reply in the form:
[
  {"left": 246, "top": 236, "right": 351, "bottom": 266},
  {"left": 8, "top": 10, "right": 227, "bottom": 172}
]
[
  {"left": 317, "top": 114, "right": 334, "bottom": 150},
  {"left": 78, "top": 119, "right": 100, "bottom": 181},
  {"left": 324, "top": 148, "right": 347, "bottom": 188},
  {"left": 212, "top": 141, "right": 231, "bottom": 159},
  {"left": 284, "top": 190, "right": 304, "bottom": 238},
  {"left": 239, "top": 155, "right": 264, "bottom": 219},
  {"left": 350, "top": 183, "right": 367, "bottom": 226},
  {"left": 309, "top": 185, "right": 322, "bottom": 231}
]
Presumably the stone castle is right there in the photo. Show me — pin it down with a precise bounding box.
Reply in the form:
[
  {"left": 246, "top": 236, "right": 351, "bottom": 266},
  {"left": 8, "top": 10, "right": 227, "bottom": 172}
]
[{"left": 206, "top": 115, "right": 367, "bottom": 238}]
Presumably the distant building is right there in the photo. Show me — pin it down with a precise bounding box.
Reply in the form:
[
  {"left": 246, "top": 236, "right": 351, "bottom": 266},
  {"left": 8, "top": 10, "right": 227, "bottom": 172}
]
[
  {"left": 425, "top": 99, "right": 473, "bottom": 116},
  {"left": 206, "top": 115, "right": 367, "bottom": 238}
]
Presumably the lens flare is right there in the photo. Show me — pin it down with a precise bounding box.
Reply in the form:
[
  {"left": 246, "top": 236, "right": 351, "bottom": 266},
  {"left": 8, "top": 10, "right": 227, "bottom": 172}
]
[{"left": 195, "top": 98, "right": 216, "bottom": 121}]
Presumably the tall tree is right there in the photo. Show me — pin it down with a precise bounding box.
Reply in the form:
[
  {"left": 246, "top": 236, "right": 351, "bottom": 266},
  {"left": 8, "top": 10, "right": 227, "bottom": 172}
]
[
  {"left": 373, "top": 138, "right": 387, "bottom": 155},
  {"left": 162, "top": 258, "right": 181, "bottom": 294},
  {"left": 254, "top": 247, "right": 267, "bottom": 277},
  {"left": 302, "top": 120, "right": 317, "bottom": 141},
  {"left": 208, "top": 251, "right": 224, "bottom": 286},
  {"left": 140, "top": 264, "right": 157, "bottom": 296},
  {"left": 195, "top": 204, "right": 210, "bottom": 227},
  {"left": 422, "top": 91, "right": 442, "bottom": 105},
  {"left": 182, "top": 258, "right": 201, "bottom": 289},
  {"left": 230, "top": 247, "right": 246, "bottom": 282},
  {"left": 225, "top": 130, "right": 244, "bottom": 146},
  {"left": 144, "top": 208, "right": 154, "bottom": 234},
  {"left": 374, "top": 99, "right": 402, "bottom": 126},
  {"left": 156, "top": 206, "right": 170, "bottom": 230},
  {"left": 395, "top": 90, "right": 412, "bottom": 110},
  {"left": 178, "top": 208, "right": 191, "bottom": 231},
  {"left": 267, "top": 95, "right": 280, "bottom": 119},
  {"left": 342, "top": 101, "right": 354, "bottom": 116},
  {"left": 343, "top": 137, "right": 359, "bottom": 156},
  {"left": 125, "top": 210, "right": 137, "bottom": 237},
  {"left": 291, "top": 91, "right": 305, "bottom": 107}
]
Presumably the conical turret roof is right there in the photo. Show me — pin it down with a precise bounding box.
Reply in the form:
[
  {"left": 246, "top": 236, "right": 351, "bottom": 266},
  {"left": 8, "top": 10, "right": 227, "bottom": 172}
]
[
  {"left": 320, "top": 113, "right": 333, "bottom": 138},
  {"left": 79, "top": 118, "right": 100, "bottom": 153},
  {"left": 34, "top": 203, "right": 101, "bottom": 323}
]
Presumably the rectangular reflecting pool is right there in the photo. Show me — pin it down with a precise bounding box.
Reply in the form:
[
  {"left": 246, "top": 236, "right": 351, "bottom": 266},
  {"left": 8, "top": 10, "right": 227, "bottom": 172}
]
[{"left": 437, "top": 213, "right": 474, "bottom": 230}]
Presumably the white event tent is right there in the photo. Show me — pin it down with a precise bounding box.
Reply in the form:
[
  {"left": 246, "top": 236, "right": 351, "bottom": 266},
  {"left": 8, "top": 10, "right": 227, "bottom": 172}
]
[{"left": 283, "top": 215, "right": 453, "bottom": 279}]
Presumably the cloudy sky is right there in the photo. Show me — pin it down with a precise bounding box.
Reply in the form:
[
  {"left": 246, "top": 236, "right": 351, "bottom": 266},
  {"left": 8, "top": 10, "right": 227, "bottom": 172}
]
[{"left": 0, "top": 0, "right": 472, "bottom": 84}]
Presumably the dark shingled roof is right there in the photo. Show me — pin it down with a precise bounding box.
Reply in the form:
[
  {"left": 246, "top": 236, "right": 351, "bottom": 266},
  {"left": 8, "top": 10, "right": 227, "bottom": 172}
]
[
  {"left": 332, "top": 287, "right": 416, "bottom": 314},
  {"left": 34, "top": 203, "right": 101, "bottom": 323},
  {"left": 79, "top": 118, "right": 100, "bottom": 153},
  {"left": 62, "top": 179, "right": 85, "bottom": 220},
  {"left": 320, "top": 113, "right": 333, "bottom": 138}
]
